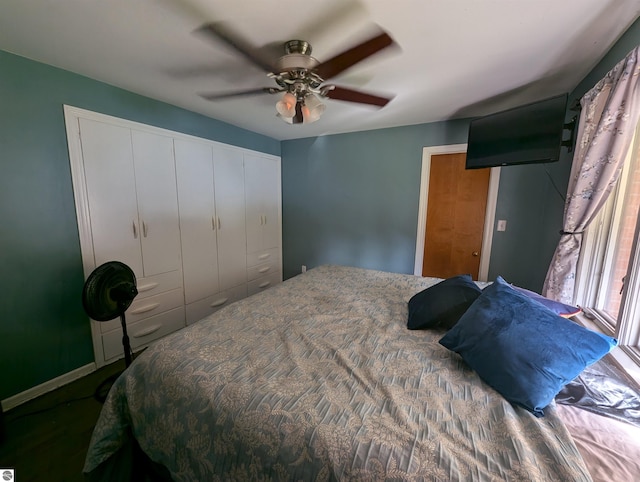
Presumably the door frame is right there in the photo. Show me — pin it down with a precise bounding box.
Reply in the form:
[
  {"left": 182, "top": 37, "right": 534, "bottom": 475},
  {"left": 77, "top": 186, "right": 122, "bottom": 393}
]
[{"left": 413, "top": 144, "right": 501, "bottom": 281}]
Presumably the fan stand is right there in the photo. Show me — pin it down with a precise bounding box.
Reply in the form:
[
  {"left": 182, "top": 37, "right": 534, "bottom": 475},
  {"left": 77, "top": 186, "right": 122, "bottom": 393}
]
[
  {"left": 94, "top": 304, "right": 134, "bottom": 403},
  {"left": 119, "top": 303, "right": 133, "bottom": 367}
]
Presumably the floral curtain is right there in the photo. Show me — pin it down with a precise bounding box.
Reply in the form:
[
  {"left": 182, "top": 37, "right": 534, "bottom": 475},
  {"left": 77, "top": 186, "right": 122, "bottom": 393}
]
[{"left": 543, "top": 45, "right": 640, "bottom": 303}]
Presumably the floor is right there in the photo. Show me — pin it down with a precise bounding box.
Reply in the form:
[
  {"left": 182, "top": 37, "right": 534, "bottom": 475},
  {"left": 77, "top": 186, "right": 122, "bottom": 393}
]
[{"left": 0, "top": 360, "right": 125, "bottom": 482}]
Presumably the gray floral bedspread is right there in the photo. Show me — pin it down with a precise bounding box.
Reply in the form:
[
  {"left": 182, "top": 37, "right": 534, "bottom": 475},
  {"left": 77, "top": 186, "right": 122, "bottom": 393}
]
[{"left": 84, "top": 265, "right": 592, "bottom": 481}]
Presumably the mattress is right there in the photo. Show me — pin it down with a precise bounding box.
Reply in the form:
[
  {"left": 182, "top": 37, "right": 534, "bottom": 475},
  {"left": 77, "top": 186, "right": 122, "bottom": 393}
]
[{"left": 84, "top": 265, "right": 592, "bottom": 481}]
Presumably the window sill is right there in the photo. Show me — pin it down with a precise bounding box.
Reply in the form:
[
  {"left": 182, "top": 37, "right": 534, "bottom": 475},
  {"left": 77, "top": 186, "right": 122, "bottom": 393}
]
[{"left": 574, "top": 313, "right": 640, "bottom": 385}]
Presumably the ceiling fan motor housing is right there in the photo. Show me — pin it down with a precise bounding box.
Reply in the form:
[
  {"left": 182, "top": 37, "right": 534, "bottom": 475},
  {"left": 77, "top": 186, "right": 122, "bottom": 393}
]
[
  {"left": 284, "top": 40, "right": 312, "bottom": 55},
  {"left": 274, "top": 53, "right": 320, "bottom": 74}
]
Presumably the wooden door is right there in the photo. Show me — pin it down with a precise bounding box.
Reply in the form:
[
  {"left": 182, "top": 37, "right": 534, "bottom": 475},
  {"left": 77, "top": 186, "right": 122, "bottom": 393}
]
[{"left": 422, "top": 153, "right": 490, "bottom": 279}]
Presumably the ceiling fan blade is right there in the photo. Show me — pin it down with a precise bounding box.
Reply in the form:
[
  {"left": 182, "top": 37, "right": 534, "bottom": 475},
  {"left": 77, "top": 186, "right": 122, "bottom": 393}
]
[
  {"left": 323, "top": 86, "right": 392, "bottom": 107},
  {"left": 199, "top": 87, "right": 281, "bottom": 101},
  {"left": 195, "top": 22, "right": 275, "bottom": 73},
  {"left": 314, "top": 30, "right": 394, "bottom": 80}
]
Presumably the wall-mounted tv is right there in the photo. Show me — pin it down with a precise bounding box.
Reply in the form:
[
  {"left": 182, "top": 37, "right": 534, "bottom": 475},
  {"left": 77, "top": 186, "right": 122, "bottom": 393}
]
[{"left": 465, "top": 93, "right": 568, "bottom": 169}]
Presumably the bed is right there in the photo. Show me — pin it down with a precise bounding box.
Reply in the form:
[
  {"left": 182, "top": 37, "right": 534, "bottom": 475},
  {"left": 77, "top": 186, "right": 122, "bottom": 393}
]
[{"left": 84, "top": 265, "right": 597, "bottom": 481}]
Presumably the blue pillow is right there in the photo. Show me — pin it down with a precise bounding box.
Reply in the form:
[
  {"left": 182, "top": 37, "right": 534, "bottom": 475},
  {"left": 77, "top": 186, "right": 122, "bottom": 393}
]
[
  {"left": 511, "top": 285, "right": 581, "bottom": 318},
  {"left": 407, "top": 274, "right": 482, "bottom": 330},
  {"left": 439, "top": 276, "right": 617, "bottom": 417}
]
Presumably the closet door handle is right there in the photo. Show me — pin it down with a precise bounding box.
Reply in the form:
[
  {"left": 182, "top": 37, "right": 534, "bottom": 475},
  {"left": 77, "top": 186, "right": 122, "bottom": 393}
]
[
  {"left": 212, "top": 216, "right": 216, "bottom": 231},
  {"left": 132, "top": 221, "right": 138, "bottom": 239},
  {"left": 142, "top": 221, "right": 148, "bottom": 238},
  {"left": 217, "top": 217, "right": 221, "bottom": 230}
]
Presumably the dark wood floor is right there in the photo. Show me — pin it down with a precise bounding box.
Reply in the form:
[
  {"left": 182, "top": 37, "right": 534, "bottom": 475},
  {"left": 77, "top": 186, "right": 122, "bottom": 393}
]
[{"left": 0, "top": 360, "right": 126, "bottom": 482}]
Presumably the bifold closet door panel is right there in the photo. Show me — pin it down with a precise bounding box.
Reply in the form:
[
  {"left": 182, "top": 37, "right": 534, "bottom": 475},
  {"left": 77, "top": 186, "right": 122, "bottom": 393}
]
[
  {"left": 131, "top": 130, "right": 182, "bottom": 277},
  {"left": 174, "top": 138, "right": 220, "bottom": 304},
  {"left": 260, "top": 157, "right": 281, "bottom": 251},
  {"left": 244, "top": 154, "right": 281, "bottom": 254},
  {"left": 79, "top": 118, "right": 142, "bottom": 274},
  {"left": 213, "top": 147, "right": 247, "bottom": 291}
]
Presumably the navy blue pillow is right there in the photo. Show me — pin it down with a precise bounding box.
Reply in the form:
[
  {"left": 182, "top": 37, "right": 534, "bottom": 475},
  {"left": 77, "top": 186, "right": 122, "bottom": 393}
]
[
  {"left": 439, "top": 276, "right": 617, "bottom": 417},
  {"left": 407, "top": 274, "right": 482, "bottom": 330}
]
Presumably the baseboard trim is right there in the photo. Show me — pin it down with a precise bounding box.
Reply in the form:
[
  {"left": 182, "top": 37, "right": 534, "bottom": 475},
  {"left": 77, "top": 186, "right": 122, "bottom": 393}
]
[{"left": 2, "top": 362, "right": 97, "bottom": 411}]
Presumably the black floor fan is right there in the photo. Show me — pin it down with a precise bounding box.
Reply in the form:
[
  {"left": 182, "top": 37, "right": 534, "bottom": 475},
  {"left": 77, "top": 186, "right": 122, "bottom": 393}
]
[{"left": 82, "top": 261, "right": 138, "bottom": 402}]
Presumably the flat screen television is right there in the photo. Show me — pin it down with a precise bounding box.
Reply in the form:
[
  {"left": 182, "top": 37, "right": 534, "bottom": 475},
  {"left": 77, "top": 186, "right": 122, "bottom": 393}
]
[{"left": 465, "top": 93, "right": 568, "bottom": 169}]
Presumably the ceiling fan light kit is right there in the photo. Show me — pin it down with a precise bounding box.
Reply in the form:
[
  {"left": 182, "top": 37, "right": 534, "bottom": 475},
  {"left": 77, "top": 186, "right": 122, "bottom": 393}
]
[
  {"left": 196, "top": 22, "right": 395, "bottom": 125},
  {"left": 301, "top": 93, "right": 326, "bottom": 123},
  {"left": 277, "top": 92, "right": 325, "bottom": 124},
  {"left": 276, "top": 91, "right": 297, "bottom": 118}
]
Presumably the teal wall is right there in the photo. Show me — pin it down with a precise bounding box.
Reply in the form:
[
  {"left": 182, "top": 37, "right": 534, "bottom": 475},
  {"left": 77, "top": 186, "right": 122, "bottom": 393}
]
[
  {"left": 281, "top": 121, "right": 470, "bottom": 279},
  {"left": 280, "top": 118, "right": 569, "bottom": 289},
  {"left": 486, "top": 158, "right": 571, "bottom": 290},
  {"left": 0, "top": 50, "right": 279, "bottom": 401}
]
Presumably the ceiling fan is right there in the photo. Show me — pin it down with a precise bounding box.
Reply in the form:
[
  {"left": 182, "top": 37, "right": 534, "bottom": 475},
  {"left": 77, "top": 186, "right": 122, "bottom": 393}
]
[{"left": 195, "top": 22, "right": 396, "bottom": 124}]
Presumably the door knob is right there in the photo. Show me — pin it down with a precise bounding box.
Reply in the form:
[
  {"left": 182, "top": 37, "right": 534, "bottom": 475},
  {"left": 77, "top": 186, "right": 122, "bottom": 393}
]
[{"left": 472, "top": 251, "right": 479, "bottom": 257}]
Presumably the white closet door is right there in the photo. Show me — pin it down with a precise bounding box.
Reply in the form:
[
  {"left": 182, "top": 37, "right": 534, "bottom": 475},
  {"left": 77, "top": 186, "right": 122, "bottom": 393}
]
[
  {"left": 261, "top": 157, "right": 281, "bottom": 250},
  {"left": 79, "top": 118, "right": 142, "bottom": 275},
  {"left": 245, "top": 154, "right": 280, "bottom": 253},
  {"left": 175, "top": 139, "right": 220, "bottom": 303},
  {"left": 213, "top": 147, "right": 247, "bottom": 290},
  {"left": 131, "top": 130, "right": 181, "bottom": 277},
  {"left": 244, "top": 154, "right": 264, "bottom": 254}
]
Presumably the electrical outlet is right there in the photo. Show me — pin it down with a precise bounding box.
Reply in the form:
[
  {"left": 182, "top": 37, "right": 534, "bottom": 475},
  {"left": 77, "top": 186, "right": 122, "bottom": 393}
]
[
  {"left": 497, "top": 220, "right": 507, "bottom": 232},
  {"left": 301, "top": 265, "right": 307, "bottom": 273}
]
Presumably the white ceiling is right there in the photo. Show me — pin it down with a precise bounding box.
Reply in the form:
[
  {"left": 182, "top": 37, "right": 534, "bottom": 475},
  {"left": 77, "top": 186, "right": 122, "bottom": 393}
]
[{"left": 1, "top": 0, "right": 639, "bottom": 141}]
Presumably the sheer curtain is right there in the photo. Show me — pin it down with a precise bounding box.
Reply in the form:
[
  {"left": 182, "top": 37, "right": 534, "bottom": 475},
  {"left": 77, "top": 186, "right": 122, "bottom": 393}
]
[{"left": 543, "top": 45, "right": 640, "bottom": 303}]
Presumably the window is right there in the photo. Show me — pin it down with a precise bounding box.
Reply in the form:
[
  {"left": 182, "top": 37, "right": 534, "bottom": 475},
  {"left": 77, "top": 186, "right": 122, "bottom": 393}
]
[{"left": 575, "top": 121, "right": 640, "bottom": 365}]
